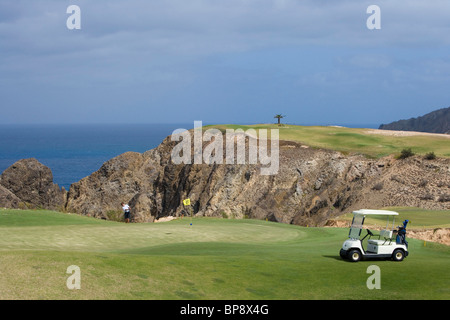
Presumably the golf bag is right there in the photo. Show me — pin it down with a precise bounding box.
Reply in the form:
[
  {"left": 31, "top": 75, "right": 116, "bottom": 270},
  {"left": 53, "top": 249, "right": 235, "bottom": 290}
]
[{"left": 396, "top": 220, "right": 409, "bottom": 248}]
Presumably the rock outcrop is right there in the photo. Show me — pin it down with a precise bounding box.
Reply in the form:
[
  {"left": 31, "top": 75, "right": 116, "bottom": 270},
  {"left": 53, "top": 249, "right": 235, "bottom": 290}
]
[
  {"left": 64, "top": 131, "right": 449, "bottom": 226},
  {"left": 65, "top": 151, "right": 161, "bottom": 222},
  {"left": 0, "top": 158, "right": 66, "bottom": 210},
  {"left": 1, "top": 132, "right": 449, "bottom": 226},
  {"left": 0, "top": 184, "right": 21, "bottom": 209}
]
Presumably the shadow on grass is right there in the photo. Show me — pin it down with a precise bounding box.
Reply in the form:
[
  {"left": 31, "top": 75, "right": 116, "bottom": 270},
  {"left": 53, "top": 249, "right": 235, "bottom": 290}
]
[{"left": 323, "top": 255, "right": 400, "bottom": 263}]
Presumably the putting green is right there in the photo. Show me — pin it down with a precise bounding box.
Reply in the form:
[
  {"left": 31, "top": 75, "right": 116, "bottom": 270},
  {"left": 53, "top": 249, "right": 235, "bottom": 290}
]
[{"left": 0, "top": 209, "right": 449, "bottom": 300}]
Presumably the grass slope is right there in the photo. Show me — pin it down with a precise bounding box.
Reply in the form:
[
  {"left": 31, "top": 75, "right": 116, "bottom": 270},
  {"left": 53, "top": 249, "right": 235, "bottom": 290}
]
[
  {"left": 204, "top": 124, "right": 450, "bottom": 158},
  {"left": 336, "top": 207, "right": 450, "bottom": 229},
  {"left": 1, "top": 209, "right": 449, "bottom": 300}
]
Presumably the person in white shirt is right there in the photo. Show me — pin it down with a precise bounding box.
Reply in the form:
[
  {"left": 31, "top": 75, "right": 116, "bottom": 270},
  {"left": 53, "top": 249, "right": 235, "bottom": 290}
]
[{"left": 121, "top": 202, "right": 131, "bottom": 223}]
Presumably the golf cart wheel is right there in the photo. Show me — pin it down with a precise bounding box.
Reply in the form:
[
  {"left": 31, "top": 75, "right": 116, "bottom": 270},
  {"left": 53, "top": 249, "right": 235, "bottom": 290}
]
[
  {"left": 348, "top": 249, "right": 361, "bottom": 262},
  {"left": 392, "top": 249, "right": 405, "bottom": 262}
]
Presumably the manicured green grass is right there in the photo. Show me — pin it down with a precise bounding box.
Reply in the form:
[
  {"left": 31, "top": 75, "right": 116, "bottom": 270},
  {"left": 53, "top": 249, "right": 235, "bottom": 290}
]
[
  {"left": 0, "top": 209, "right": 449, "bottom": 300},
  {"left": 0, "top": 209, "right": 107, "bottom": 227},
  {"left": 337, "top": 207, "right": 450, "bottom": 229},
  {"left": 204, "top": 124, "right": 450, "bottom": 158}
]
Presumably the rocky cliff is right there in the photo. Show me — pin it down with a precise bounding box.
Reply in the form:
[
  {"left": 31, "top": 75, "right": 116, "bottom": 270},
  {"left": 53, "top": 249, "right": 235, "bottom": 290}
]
[
  {"left": 0, "top": 158, "right": 67, "bottom": 210},
  {"left": 1, "top": 132, "right": 449, "bottom": 226}
]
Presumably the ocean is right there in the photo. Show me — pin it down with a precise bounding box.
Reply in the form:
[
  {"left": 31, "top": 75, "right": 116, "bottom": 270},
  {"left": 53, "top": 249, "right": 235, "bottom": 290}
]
[
  {"left": 0, "top": 123, "right": 193, "bottom": 190},
  {"left": 0, "top": 122, "right": 378, "bottom": 191}
]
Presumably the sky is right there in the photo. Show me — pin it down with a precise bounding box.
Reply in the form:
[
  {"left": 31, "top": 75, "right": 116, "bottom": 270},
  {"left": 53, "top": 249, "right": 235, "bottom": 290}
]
[{"left": 1, "top": 0, "right": 450, "bottom": 126}]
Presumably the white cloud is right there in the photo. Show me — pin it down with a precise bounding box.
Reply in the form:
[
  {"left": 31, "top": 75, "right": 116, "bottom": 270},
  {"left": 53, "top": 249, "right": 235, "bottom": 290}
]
[
  {"left": 2, "top": 0, "right": 450, "bottom": 62},
  {"left": 1, "top": 0, "right": 450, "bottom": 124}
]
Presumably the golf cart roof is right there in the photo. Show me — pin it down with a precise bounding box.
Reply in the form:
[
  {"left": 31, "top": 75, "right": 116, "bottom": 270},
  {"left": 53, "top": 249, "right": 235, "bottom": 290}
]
[{"left": 352, "top": 209, "right": 399, "bottom": 216}]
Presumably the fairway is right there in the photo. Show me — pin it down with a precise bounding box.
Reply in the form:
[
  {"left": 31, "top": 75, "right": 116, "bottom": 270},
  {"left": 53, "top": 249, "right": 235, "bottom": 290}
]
[
  {"left": 335, "top": 207, "right": 450, "bottom": 229},
  {"left": 0, "top": 209, "right": 449, "bottom": 300},
  {"left": 204, "top": 124, "right": 450, "bottom": 158}
]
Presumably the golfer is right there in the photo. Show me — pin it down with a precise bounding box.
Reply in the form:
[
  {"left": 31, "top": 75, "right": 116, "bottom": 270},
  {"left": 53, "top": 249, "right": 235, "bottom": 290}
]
[{"left": 121, "top": 202, "right": 131, "bottom": 223}]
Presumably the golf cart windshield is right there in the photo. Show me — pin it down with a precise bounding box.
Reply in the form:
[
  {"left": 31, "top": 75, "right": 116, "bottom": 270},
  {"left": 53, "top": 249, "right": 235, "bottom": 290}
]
[
  {"left": 349, "top": 209, "right": 399, "bottom": 240},
  {"left": 349, "top": 214, "right": 365, "bottom": 239}
]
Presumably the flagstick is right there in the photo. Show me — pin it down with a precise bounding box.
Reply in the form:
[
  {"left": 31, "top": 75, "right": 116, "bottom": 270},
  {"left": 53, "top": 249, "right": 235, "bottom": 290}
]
[{"left": 182, "top": 199, "right": 193, "bottom": 227}]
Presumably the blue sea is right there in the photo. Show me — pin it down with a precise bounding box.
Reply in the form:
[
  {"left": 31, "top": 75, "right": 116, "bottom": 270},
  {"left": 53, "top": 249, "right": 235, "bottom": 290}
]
[
  {"left": 0, "top": 123, "right": 193, "bottom": 190},
  {"left": 0, "top": 122, "right": 378, "bottom": 191}
]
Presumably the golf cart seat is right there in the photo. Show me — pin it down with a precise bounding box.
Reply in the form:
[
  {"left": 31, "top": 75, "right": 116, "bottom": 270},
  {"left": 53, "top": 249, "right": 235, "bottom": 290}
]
[{"left": 368, "top": 229, "right": 393, "bottom": 245}]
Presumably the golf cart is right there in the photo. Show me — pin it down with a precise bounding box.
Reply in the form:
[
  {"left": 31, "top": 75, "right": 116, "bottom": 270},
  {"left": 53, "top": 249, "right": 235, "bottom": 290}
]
[{"left": 339, "top": 209, "right": 409, "bottom": 262}]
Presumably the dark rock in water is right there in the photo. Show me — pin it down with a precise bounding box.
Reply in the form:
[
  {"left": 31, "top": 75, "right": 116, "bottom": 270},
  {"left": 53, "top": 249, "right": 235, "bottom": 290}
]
[{"left": 0, "top": 158, "right": 66, "bottom": 210}]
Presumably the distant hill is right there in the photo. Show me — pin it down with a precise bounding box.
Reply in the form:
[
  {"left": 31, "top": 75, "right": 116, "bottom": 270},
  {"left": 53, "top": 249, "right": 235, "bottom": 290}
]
[{"left": 379, "top": 107, "right": 450, "bottom": 134}]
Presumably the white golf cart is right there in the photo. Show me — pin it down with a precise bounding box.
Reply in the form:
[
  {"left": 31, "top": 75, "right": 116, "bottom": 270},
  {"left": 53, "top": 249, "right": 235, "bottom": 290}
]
[{"left": 339, "top": 209, "right": 409, "bottom": 262}]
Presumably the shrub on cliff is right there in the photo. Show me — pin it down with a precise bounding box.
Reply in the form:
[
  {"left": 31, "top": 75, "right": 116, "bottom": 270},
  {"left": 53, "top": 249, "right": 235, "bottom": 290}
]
[
  {"left": 424, "top": 152, "right": 436, "bottom": 160},
  {"left": 397, "top": 148, "right": 414, "bottom": 159}
]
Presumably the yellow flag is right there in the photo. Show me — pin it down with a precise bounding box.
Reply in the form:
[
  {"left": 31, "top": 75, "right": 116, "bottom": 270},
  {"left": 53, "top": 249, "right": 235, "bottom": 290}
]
[{"left": 183, "top": 199, "right": 191, "bottom": 206}]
